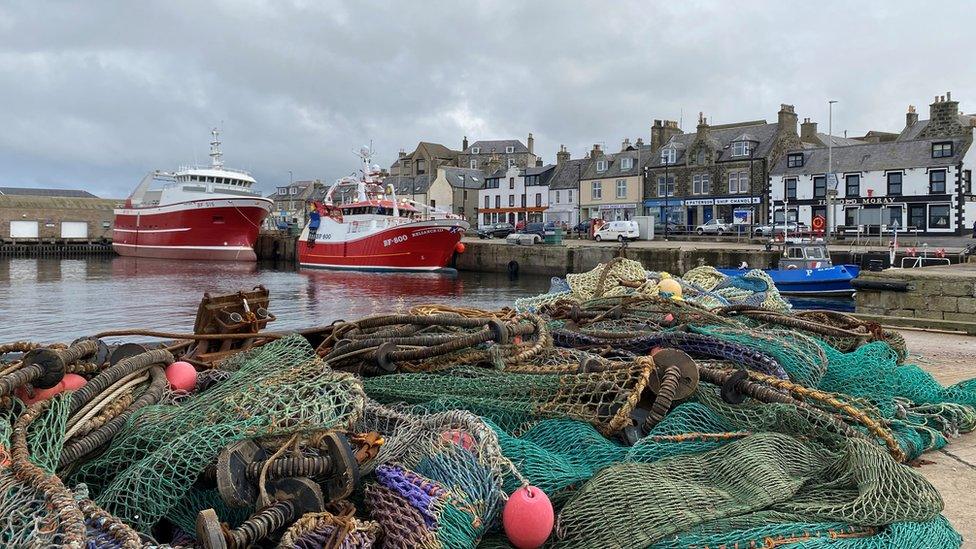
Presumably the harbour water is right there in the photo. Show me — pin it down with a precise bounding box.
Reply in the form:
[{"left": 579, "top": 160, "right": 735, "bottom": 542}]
[{"left": 0, "top": 257, "right": 852, "bottom": 343}]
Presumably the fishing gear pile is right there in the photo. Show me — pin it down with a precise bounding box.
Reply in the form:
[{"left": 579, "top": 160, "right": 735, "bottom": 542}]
[{"left": 1, "top": 260, "right": 975, "bottom": 548}]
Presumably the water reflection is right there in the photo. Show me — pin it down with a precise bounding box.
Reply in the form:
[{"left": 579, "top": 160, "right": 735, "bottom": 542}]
[{"left": 0, "top": 257, "right": 551, "bottom": 343}]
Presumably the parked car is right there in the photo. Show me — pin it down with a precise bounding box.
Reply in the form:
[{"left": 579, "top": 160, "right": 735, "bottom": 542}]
[
  {"left": 695, "top": 218, "right": 734, "bottom": 236},
  {"left": 477, "top": 222, "right": 514, "bottom": 239},
  {"left": 594, "top": 220, "right": 640, "bottom": 242},
  {"left": 520, "top": 222, "right": 546, "bottom": 240},
  {"left": 653, "top": 220, "right": 685, "bottom": 235},
  {"left": 573, "top": 220, "right": 592, "bottom": 237},
  {"left": 753, "top": 221, "right": 808, "bottom": 236}
]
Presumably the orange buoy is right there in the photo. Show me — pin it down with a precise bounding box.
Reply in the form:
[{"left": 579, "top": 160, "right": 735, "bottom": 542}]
[
  {"left": 658, "top": 278, "right": 682, "bottom": 297},
  {"left": 62, "top": 373, "right": 87, "bottom": 391},
  {"left": 455, "top": 242, "right": 466, "bottom": 254},
  {"left": 503, "top": 486, "right": 554, "bottom": 548},
  {"left": 165, "top": 361, "right": 198, "bottom": 392}
]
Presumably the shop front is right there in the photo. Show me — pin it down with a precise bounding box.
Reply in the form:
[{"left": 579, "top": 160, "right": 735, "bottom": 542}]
[
  {"left": 672, "top": 196, "right": 760, "bottom": 228},
  {"left": 643, "top": 199, "right": 685, "bottom": 225},
  {"left": 598, "top": 203, "right": 638, "bottom": 221}
]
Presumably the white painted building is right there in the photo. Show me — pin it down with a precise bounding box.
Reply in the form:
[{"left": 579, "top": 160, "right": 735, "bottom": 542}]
[
  {"left": 770, "top": 95, "right": 975, "bottom": 236},
  {"left": 545, "top": 154, "right": 590, "bottom": 228},
  {"left": 478, "top": 164, "right": 555, "bottom": 228}
]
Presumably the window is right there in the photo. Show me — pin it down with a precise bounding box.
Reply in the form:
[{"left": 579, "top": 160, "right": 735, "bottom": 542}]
[
  {"left": 731, "top": 141, "right": 750, "bottom": 157},
  {"left": 730, "top": 172, "right": 749, "bottom": 194},
  {"left": 596, "top": 159, "right": 608, "bottom": 172},
  {"left": 509, "top": 177, "right": 515, "bottom": 189},
  {"left": 845, "top": 174, "right": 860, "bottom": 197},
  {"left": 416, "top": 159, "right": 426, "bottom": 174},
  {"left": 495, "top": 196, "right": 500, "bottom": 208},
  {"left": 657, "top": 176, "right": 675, "bottom": 197},
  {"left": 484, "top": 196, "right": 490, "bottom": 209},
  {"left": 787, "top": 153, "right": 804, "bottom": 168},
  {"left": 508, "top": 159, "right": 517, "bottom": 169},
  {"left": 785, "top": 178, "right": 797, "bottom": 200},
  {"left": 470, "top": 159, "right": 478, "bottom": 169},
  {"left": 909, "top": 204, "right": 926, "bottom": 230},
  {"left": 615, "top": 179, "right": 627, "bottom": 198},
  {"left": 506, "top": 146, "right": 515, "bottom": 153},
  {"left": 535, "top": 193, "right": 542, "bottom": 207},
  {"left": 929, "top": 170, "right": 947, "bottom": 194},
  {"left": 521, "top": 195, "right": 526, "bottom": 207},
  {"left": 932, "top": 142, "right": 953, "bottom": 158},
  {"left": 887, "top": 172, "right": 903, "bottom": 196},
  {"left": 813, "top": 176, "right": 826, "bottom": 198},
  {"left": 509, "top": 195, "right": 515, "bottom": 207},
  {"left": 591, "top": 181, "right": 602, "bottom": 200},
  {"left": 278, "top": 188, "right": 288, "bottom": 195},
  {"left": 693, "top": 174, "right": 711, "bottom": 195},
  {"left": 620, "top": 157, "right": 633, "bottom": 170},
  {"left": 568, "top": 190, "right": 573, "bottom": 202},
  {"left": 472, "top": 147, "right": 480, "bottom": 154},
  {"left": 486, "top": 177, "right": 499, "bottom": 189},
  {"left": 555, "top": 191, "right": 560, "bottom": 203},
  {"left": 661, "top": 148, "right": 676, "bottom": 165},
  {"left": 290, "top": 187, "right": 298, "bottom": 195},
  {"left": 483, "top": 213, "right": 490, "bottom": 224},
  {"left": 887, "top": 205, "right": 902, "bottom": 227},
  {"left": 966, "top": 170, "right": 973, "bottom": 194},
  {"left": 430, "top": 200, "right": 436, "bottom": 208},
  {"left": 929, "top": 204, "right": 950, "bottom": 229},
  {"left": 845, "top": 208, "right": 858, "bottom": 227},
  {"left": 695, "top": 150, "right": 705, "bottom": 164}
]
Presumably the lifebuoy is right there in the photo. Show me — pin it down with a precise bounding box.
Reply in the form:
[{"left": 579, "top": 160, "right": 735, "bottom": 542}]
[{"left": 812, "top": 216, "right": 826, "bottom": 231}]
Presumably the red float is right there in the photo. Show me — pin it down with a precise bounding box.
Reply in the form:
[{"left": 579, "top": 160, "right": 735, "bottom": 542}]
[
  {"left": 503, "top": 486, "right": 554, "bottom": 549},
  {"left": 62, "top": 373, "right": 87, "bottom": 391},
  {"left": 165, "top": 361, "right": 198, "bottom": 392}
]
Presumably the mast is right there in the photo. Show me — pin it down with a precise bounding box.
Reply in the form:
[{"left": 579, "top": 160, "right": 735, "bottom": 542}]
[{"left": 210, "top": 128, "right": 224, "bottom": 169}]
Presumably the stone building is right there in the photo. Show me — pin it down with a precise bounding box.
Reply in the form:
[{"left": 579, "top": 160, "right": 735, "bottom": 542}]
[
  {"left": 267, "top": 180, "right": 322, "bottom": 228},
  {"left": 771, "top": 92, "right": 975, "bottom": 235},
  {"left": 428, "top": 167, "right": 485, "bottom": 227},
  {"left": 545, "top": 145, "right": 591, "bottom": 227},
  {"left": 644, "top": 105, "right": 804, "bottom": 227},
  {"left": 389, "top": 142, "right": 460, "bottom": 178},
  {"left": 478, "top": 162, "right": 555, "bottom": 228},
  {"left": 0, "top": 187, "right": 118, "bottom": 241},
  {"left": 457, "top": 134, "right": 538, "bottom": 173}
]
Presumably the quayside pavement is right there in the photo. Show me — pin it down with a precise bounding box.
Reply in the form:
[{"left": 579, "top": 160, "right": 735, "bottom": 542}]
[{"left": 902, "top": 329, "right": 976, "bottom": 545}]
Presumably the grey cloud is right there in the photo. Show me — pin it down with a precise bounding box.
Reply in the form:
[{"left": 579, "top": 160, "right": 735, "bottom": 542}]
[{"left": 0, "top": 0, "right": 973, "bottom": 197}]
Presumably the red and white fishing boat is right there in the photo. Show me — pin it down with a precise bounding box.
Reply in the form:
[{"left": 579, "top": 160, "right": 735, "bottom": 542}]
[
  {"left": 113, "top": 129, "right": 272, "bottom": 261},
  {"left": 298, "top": 147, "right": 468, "bottom": 271}
]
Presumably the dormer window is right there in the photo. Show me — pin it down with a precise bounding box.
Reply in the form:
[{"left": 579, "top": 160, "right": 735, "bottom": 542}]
[
  {"left": 731, "top": 141, "right": 751, "bottom": 157},
  {"left": 508, "top": 159, "right": 517, "bottom": 168},
  {"left": 596, "top": 159, "right": 608, "bottom": 172},
  {"left": 278, "top": 187, "right": 288, "bottom": 195},
  {"left": 620, "top": 157, "right": 633, "bottom": 170},
  {"left": 787, "top": 153, "right": 804, "bottom": 168},
  {"left": 505, "top": 146, "right": 515, "bottom": 153},
  {"left": 932, "top": 142, "right": 953, "bottom": 158},
  {"left": 661, "top": 148, "right": 676, "bottom": 165},
  {"left": 472, "top": 147, "right": 480, "bottom": 154}
]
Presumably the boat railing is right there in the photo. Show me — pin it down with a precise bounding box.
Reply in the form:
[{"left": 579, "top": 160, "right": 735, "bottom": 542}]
[
  {"left": 900, "top": 255, "right": 951, "bottom": 269},
  {"left": 177, "top": 164, "right": 253, "bottom": 177}
]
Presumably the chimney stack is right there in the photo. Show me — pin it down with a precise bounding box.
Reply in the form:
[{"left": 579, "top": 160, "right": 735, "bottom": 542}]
[
  {"left": 535, "top": 158, "right": 543, "bottom": 167},
  {"left": 462, "top": 136, "right": 469, "bottom": 150},
  {"left": 556, "top": 144, "right": 570, "bottom": 165},
  {"left": 921, "top": 91, "right": 963, "bottom": 138},
  {"left": 527, "top": 133, "right": 534, "bottom": 155},
  {"left": 777, "top": 104, "right": 799, "bottom": 136},
  {"left": 650, "top": 119, "right": 682, "bottom": 151},
  {"left": 696, "top": 113, "right": 709, "bottom": 139},
  {"left": 906, "top": 105, "right": 918, "bottom": 128},
  {"left": 621, "top": 137, "right": 631, "bottom": 152},
  {"left": 591, "top": 144, "right": 604, "bottom": 158},
  {"left": 800, "top": 118, "right": 819, "bottom": 143}
]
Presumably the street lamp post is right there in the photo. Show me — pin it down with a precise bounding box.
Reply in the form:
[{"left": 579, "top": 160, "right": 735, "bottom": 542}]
[
  {"left": 664, "top": 160, "right": 670, "bottom": 241},
  {"left": 827, "top": 99, "right": 838, "bottom": 241}
]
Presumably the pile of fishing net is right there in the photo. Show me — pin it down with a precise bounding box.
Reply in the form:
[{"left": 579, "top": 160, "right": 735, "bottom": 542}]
[{"left": 2, "top": 256, "right": 976, "bottom": 548}]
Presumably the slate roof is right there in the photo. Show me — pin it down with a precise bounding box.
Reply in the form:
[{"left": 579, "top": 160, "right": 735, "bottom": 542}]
[
  {"left": 0, "top": 187, "right": 99, "bottom": 198},
  {"left": 898, "top": 115, "right": 976, "bottom": 141},
  {"left": 582, "top": 147, "right": 655, "bottom": 179},
  {"left": 463, "top": 140, "right": 529, "bottom": 154},
  {"left": 646, "top": 122, "right": 781, "bottom": 168},
  {"left": 521, "top": 164, "right": 556, "bottom": 185},
  {"left": 441, "top": 167, "right": 485, "bottom": 189},
  {"left": 548, "top": 158, "right": 592, "bottom": 190},
  {"left": 385, "top": 174, "right": 433, "bottom": 195},
  {"left": 771, "top": 137, "right": 972, "bottom": 175}
]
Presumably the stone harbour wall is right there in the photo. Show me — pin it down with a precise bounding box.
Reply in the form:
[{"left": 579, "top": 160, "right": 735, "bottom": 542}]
[{"left": 855, "top": 263, "right": 976, "bottom": 322}]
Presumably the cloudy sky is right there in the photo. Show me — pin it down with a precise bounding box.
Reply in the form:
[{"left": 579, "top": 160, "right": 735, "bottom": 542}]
[{"left": 1, "top": 1, "right": 973, "bottom": 197}]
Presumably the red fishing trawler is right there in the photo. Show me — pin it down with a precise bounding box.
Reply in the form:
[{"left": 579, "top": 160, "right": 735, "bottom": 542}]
[
  {"left": 298, "top": 147, "right": 468, "bottom": 271},
  {"left": 112, "top": 129, "right": 272, "bottom": 261}
]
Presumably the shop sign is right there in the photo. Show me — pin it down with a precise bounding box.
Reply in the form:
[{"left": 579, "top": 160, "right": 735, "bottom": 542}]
[
  {"left": 685, "top": 198, "right": 714, "bottom": 206},
  {"left": 714, "top": 196, "right": 761, "bottom": 205},
  {"left": 599, "top": 203, "right": 637, "bottom": 210},
  {"left": 643, "top": 199, "right": 685, "bottom": 207}
]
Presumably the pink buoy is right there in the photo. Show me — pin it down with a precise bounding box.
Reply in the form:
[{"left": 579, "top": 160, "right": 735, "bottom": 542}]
[
  {"left": 62, "top": 373, "right": 87, "bottom": 391},
  {"left": 441, "top": 429, "right": 476, "bottom": 451},
  {"left": 503, "top": 486, "right": 554, "bottom": 549},
  {"left": 16, "top": 382, "right": 65, "bottom": 405},
  {"left": 165, "top": 361, "right": 198, "bottom": 392},
  {"left": 662, "top": 313, "right": 675, "bottom": 325}
]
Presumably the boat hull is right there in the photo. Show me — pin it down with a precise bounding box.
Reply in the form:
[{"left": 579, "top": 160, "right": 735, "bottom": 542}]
[
  {"left": 112, "top": 198, "right": 272, "bottom": 261},
  {"left": 298, "top": 220, "right": 466, "bottom": 272},
  {"left": 718, "top": 265, "right": 860, "bottom": 297}
]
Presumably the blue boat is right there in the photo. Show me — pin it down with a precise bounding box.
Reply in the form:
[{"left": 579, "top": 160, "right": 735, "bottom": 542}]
[{"left": 719, "top": 242, "right": 860, "bottom": 297}]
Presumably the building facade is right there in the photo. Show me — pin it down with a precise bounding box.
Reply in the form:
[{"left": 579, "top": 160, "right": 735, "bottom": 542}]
[
  {"left": 643, "top": 105, "right": 804, "bottom": 227},
  {"left": 457, "top": 135, "right": 539, "bottom": 173},
  {"left": 388, "top": 142, "right": 459, "bottom": 178},
  {"left": 428, "top": 167, "right": 485, "bottom": 227},
  {"left": 478, "top": 163, "right": 555, "bottom": 228},
  {"left": 579, "top": 142, "right": 648, "bottom": 222},
  {"left": 545, "top": 146, "right": 590, "bottom": 227},
  {"left": 0, "top": 188, "right": 117, "bottom": 241},
  {"left": 268, "top": 180, "right": 322, "bottom": 228},
  {"left": 771, "top": 94, "right": 975, "bottom": 235}
]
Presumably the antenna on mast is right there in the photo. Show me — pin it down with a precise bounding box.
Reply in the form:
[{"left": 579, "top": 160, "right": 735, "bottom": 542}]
[{"left": 209, "top": 128, "right": 223, "bottom": 169}]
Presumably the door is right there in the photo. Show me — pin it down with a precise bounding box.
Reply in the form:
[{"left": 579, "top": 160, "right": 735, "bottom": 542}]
[
  {"left": 687, "top": 208, "right": 697, "bottom": 227},
  {"left": 60, "top": 221, "right": 88, "bottom": 239},
  {"left": 908, "top": 204, "right": 926, "bottom": 232},
  {"left": 703, "top": 207, "right": 713, "bottom": 223},
  {"left": 10, "top": 221, "right": 38, "bottom": 238}
]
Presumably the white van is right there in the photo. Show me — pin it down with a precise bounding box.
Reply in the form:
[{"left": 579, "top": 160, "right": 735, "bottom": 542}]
[{"left": 594, "top": 220, "right": 640, "bottom": 242}]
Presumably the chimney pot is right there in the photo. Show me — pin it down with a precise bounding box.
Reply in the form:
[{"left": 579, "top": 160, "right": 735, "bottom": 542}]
[{"left": 947, "top": 91, "right": 952, "bottom": 100}]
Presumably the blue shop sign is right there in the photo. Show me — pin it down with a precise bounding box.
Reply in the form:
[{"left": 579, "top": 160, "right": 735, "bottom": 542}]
[{"left": 643, "top": 199, "right": 685, "bottom": 207}]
